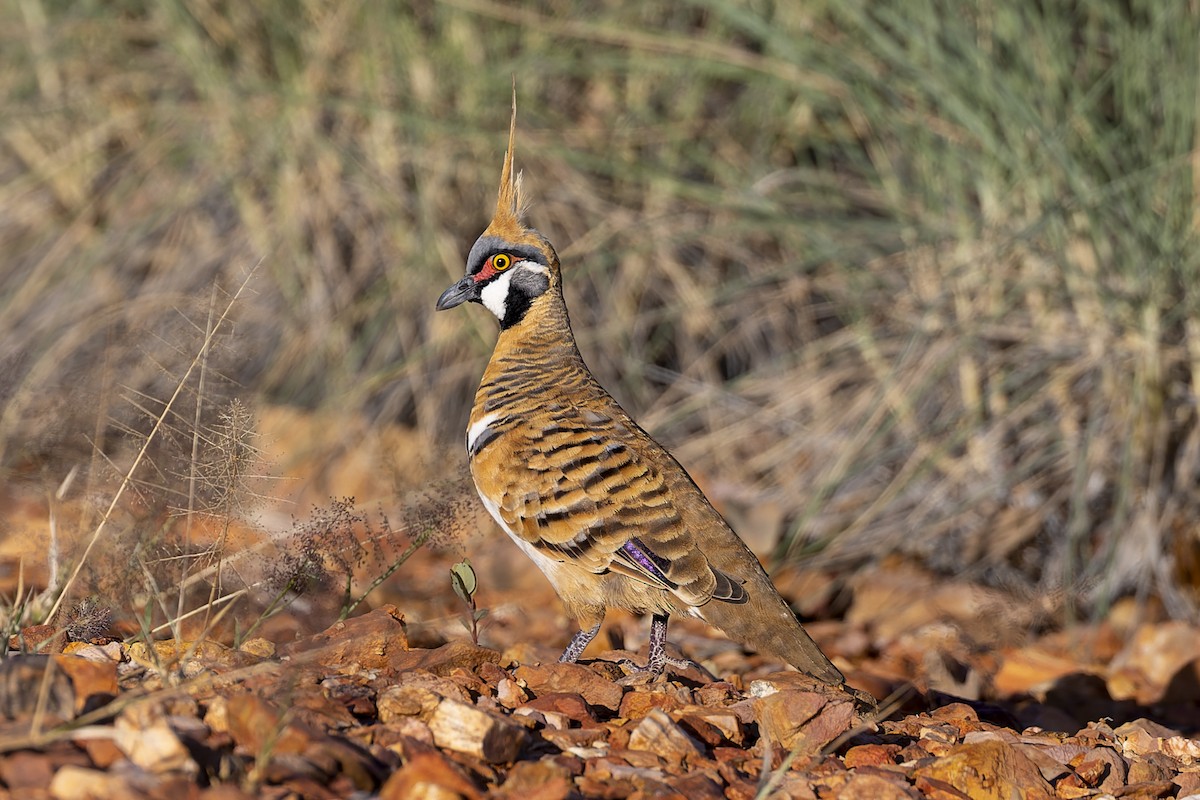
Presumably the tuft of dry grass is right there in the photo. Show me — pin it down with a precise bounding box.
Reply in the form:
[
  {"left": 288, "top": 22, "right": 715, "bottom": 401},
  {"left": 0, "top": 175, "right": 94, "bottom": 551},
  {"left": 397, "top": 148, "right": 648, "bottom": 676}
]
[{"left": 0, "top": 0, "right": 1196, "bottom": 631}]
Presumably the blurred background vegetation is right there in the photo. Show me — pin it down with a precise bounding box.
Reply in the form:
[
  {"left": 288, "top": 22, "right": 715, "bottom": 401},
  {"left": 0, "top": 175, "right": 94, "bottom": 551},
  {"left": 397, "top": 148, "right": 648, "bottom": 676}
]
[{"left": 1, "top": 0, "right": 1197, "bottom": 623}]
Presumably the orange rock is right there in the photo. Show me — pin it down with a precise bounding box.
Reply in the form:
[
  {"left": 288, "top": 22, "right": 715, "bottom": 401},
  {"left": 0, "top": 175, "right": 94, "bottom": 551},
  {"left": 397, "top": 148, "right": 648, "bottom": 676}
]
[
  {"left": 626, "top": 708, "right": 705, "bottom": 767},
  {"left": 679, "top": 709, "right": 744, "bottom": 747},
  {"left": 52, "top": 654, "right": 118, "bottom": 714},
  {"left": 755, "top": 690, "right": 855, "bottom": 755},
  {"left": 523, "top": 692, "right": 595, "bottom": 725},
  {"left": 14, "top": 623, "right": 64, "bottom": 654},
  {"left": 666, "top": 770, "right": 726, "bottom": 800},
  {"left": 1108, "top": 621, "right": 1200, "bottom": 704},
  {"left": 1112, "top": 779, "right": 1178, "bottom": 799},
  {"left": 617, "top": 687, "right": 688, "bottom": 720},
  {"left": 380, "top": 749, "right": 481, "bottom": 800},
  {"left": 912, "top": 774, "right": 972, "bottom": 800},
  {"left": 913, "top": 739, "right": 1054, "bottom": 800},
  {"left": 836, "top": 772, "right": 918, "bottom": 799},
  {"left": 993, "top": 647, "right": 1093, "bottom": 696},
  {"left": 498, "top": 759, "right": 575, "bottom": 800},
  {"left": 427, "top": 699, "right": 527, "bottom": 764},
  {"left": 693, "top": 681, "right": 738, "bottom": 706},
  {"left": 0, "top": 654, "right": 76, "bottom": 721},
  {"left": 1174, "top": 769, "right": 1200, "bottom": 796},
  {"left": 378, "top": 684, "right": 443, "bottom": 722},
  {"left": 495, "top": 677, "right": 528, "bottom": 708},
  {"left": 48, "top": 765, "right": 146, "bottom": 800},
  {"left": 514, "top": 662, "right": 623, "bottom": 712},
  {"left": 0, "top": 750, "right": 54, "bottom": 792},
  {"left": 844, "top": 743, "right": 902, "bottom": 768},
  {"left": 1069, "top": 746, "right": 1127, "bottom": 793},
  {"left": 226, "top": 694, "right": 308, "bottom": 755},
  {"left": 1127, "top": 758, "right": 1173, "bottom": 784},
  {"left": 79, "top": 735, "right": 125, "bottom": 769},
  {"left": 387, "top": 642, "right": 499, "bottom": 677},
  {"left": 286, "top": 605, "right": 408, "bottom": 670},
  {"left": 917, "top": 723, "right": 959, "bottom": 757}
]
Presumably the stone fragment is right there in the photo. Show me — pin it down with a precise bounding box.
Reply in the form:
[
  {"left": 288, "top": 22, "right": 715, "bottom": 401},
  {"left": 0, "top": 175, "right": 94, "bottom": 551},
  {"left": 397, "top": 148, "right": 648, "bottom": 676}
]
[
  {"left": 63, "top": 642, "right": 123, "bottom": 663},
  {"left": 913, "top": 739, "right": 1054, "bottom": 800},
  {"left": 1013, "top": 743, "right": 1072, "bottom": 782},
  {"left": 844, "top": 743, "right": 902, "bottom": 768},
  {"left": 618, "top": 687, "right": 688, "bottom": 720},
  {"left": 15, "top": 623, "right": 65, "bottom": 654},
  {"left": 79, "top": 734, "right": 125, "bottom": 769},
  {"left": 694, "top": 681, "right": 739, "bottom": 707},
  {"left": 0, "top": 750, "right": 54, "bottom": 792},
  {"left": 379, "top": 750, "right": 481, "bottom": 800},
  {"left": 127, "top": 639, "right": 239, "bottom": 672},
  {"left": 1173, "top": 769, "right": 1200, "bottom": 796},
  {"left": 514, "top": 662, "right": 623, "bottom": 712},
  {"left": 1113, "top": 779, "right": 1178, "bottom": 799},
  {"left": 284, "top": 605, "right": 408, "bottom": 670},
  {"left": 1070, "top": 746, "right": 1128, "bottom": 793},
  {"left": 1108, "top": 621, "right": 1200, "bottom": 703},
  {"left": 54, "top": 654, "right": 118, "bottom": 714},
  {"left": 686, "top": 709, "right": 744, "bottom": 745},
  {"left": 666, "top": 769, "right": 725, "bottom": 800},
  {"left": 498, "top": 758, "right": 574, "bottom": 800},
  {"left": 320, "top": 673, "right": 375, "bottom": 716},
  {"left": 626, "top": 708, "right": 704, "bottom": 767},
  {"left": 1128, "top": 757, "right": 1173, "bottom": 784},
  {"left": 427, "top": 699, "right": 527, "bottom": 764},
  {"left": 0, "top": 654, "right": 76, "bottom": 721},
  {"left": 912, "top": 774, "right": 972, "bottom": 800},
  {"left": 522, "top": 692, "right": 595, "bottom": 725},
  {"left": 388, "top": 642, "right": 500, "bottom": 677},
  {"left": 203, "top": 695, "right": 229, "bottom": 733},
  {"left": 113, "top": 702, "right": 199, "bottom": 777},
  {"left": 993, "top": 646, "right": 1089, "bottom": 696},
  {"left": 378, "top": 685, "right": 442, "bottom": 722},
  {"left": 836, "top": 772, "right": 918, "bottom": 799},
  {"left": 495, "top": 677, "right": 528, "bottom": 708},
  {"left": 49, "top": 765, "right": 143, "bottom": 800},
  {"left": 917, "top": 723, "right": 960, "bottom": 757},
  {"left": 755, "top": 690, "right": 854, "bottom": 754},
  {"left": 238, "top": 637, "right": 276, "bottom": 658}
]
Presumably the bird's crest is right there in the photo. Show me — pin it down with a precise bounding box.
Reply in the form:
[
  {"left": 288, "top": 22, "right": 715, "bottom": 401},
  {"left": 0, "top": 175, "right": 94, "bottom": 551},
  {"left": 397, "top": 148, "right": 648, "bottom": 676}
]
[{"left": 485, "top": 83, "right": 528, "bottom": 240}]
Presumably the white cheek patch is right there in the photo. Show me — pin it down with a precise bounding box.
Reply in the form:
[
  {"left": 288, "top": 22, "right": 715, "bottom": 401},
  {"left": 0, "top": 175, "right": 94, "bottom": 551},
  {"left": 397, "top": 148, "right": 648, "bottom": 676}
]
[{"left": 479, "top": 269, "right": 514, "bottom": 320}]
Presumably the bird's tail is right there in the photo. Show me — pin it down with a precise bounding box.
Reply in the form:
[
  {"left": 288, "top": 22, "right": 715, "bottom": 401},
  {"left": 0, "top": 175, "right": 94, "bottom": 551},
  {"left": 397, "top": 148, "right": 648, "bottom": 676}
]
[
  {"left": 683, "top": 531, "right": 844, "bottom": 684},
  {"left": 698, "top": 581, "right": 844, "bottom": 684}
]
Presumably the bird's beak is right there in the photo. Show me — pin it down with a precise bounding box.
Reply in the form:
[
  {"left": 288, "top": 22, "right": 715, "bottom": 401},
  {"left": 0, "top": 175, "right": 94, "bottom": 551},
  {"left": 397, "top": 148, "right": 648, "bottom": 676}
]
[{"left": 436, "top": 276, "right": 477, "bottom": 311}]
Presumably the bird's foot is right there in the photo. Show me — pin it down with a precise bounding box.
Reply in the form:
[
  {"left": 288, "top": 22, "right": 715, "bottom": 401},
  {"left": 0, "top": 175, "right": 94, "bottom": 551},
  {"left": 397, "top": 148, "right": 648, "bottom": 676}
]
[{"left": 615, "top": 653, "right": 698, "bottom": 685}]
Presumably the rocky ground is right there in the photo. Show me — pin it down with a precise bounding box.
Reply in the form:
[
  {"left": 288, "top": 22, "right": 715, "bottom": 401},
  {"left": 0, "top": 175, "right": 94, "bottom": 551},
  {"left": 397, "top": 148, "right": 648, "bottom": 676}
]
[{"left": 2, "top": 555, "right": 1200, "bottom": 800}]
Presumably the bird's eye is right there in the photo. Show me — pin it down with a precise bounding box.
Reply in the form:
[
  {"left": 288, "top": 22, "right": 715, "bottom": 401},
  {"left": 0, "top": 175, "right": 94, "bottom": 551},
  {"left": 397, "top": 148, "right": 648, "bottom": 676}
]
[{"left": 492, "top": 254, "right": 512, "bottom": 271}]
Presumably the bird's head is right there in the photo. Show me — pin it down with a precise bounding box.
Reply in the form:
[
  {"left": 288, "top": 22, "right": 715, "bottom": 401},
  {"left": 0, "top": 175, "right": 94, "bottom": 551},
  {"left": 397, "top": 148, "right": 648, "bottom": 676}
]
[{"left": 435, "top": 92, "right": 561, "bottom": 330}]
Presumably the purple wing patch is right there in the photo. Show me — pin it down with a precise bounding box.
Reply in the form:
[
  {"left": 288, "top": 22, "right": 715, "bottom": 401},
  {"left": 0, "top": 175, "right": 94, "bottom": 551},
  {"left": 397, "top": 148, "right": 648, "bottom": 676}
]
[{"left": 619, "top": 537, "right": 676, "bottom": 588}]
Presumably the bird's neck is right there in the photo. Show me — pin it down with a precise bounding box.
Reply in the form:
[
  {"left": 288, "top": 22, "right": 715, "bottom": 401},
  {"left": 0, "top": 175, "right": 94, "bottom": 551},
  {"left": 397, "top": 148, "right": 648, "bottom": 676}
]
[
  {"left": 474, "top": 289, "right": 594, "bottom": 416},
  {"left": 495, "top": 288, "right": 582, "bottom": 364}
]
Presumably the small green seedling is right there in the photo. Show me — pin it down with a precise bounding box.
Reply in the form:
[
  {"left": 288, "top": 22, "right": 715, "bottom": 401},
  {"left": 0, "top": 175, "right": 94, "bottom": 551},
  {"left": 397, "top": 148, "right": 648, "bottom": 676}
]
[{"left": 450, "top": 559, "right": 487, "bottom": 646}]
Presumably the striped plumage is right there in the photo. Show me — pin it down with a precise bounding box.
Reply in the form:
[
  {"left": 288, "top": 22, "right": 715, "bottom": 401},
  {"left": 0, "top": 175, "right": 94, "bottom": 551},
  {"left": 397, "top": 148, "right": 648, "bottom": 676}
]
[{"left": 435, "top": 96, "right": 843, "bottom": 684}]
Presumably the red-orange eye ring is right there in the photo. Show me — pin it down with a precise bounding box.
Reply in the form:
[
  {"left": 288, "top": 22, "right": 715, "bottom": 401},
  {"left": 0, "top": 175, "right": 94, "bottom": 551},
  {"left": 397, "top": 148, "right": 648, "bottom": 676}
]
[{"left": 492, "top": 253, "right": 512, "bottom": 271}]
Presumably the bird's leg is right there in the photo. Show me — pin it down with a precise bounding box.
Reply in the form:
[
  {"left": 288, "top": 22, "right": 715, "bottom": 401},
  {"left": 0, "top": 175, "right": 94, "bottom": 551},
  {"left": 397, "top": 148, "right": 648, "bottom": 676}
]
[
  {"left": 645, "top": 613, "right": 694, "bottom": 673},
  {"left": 558, "top": 622, "right": 601, "bottom": 663}
]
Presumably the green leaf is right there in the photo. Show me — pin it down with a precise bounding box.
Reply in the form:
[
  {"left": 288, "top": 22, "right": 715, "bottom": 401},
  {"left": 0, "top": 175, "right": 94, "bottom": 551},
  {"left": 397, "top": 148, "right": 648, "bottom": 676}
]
[
  {"left": 450, "top": 559, "right": 477, "bottom": 604},
  {"left": 473, "top": 608, "right": 489, "bottom": 622}
]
